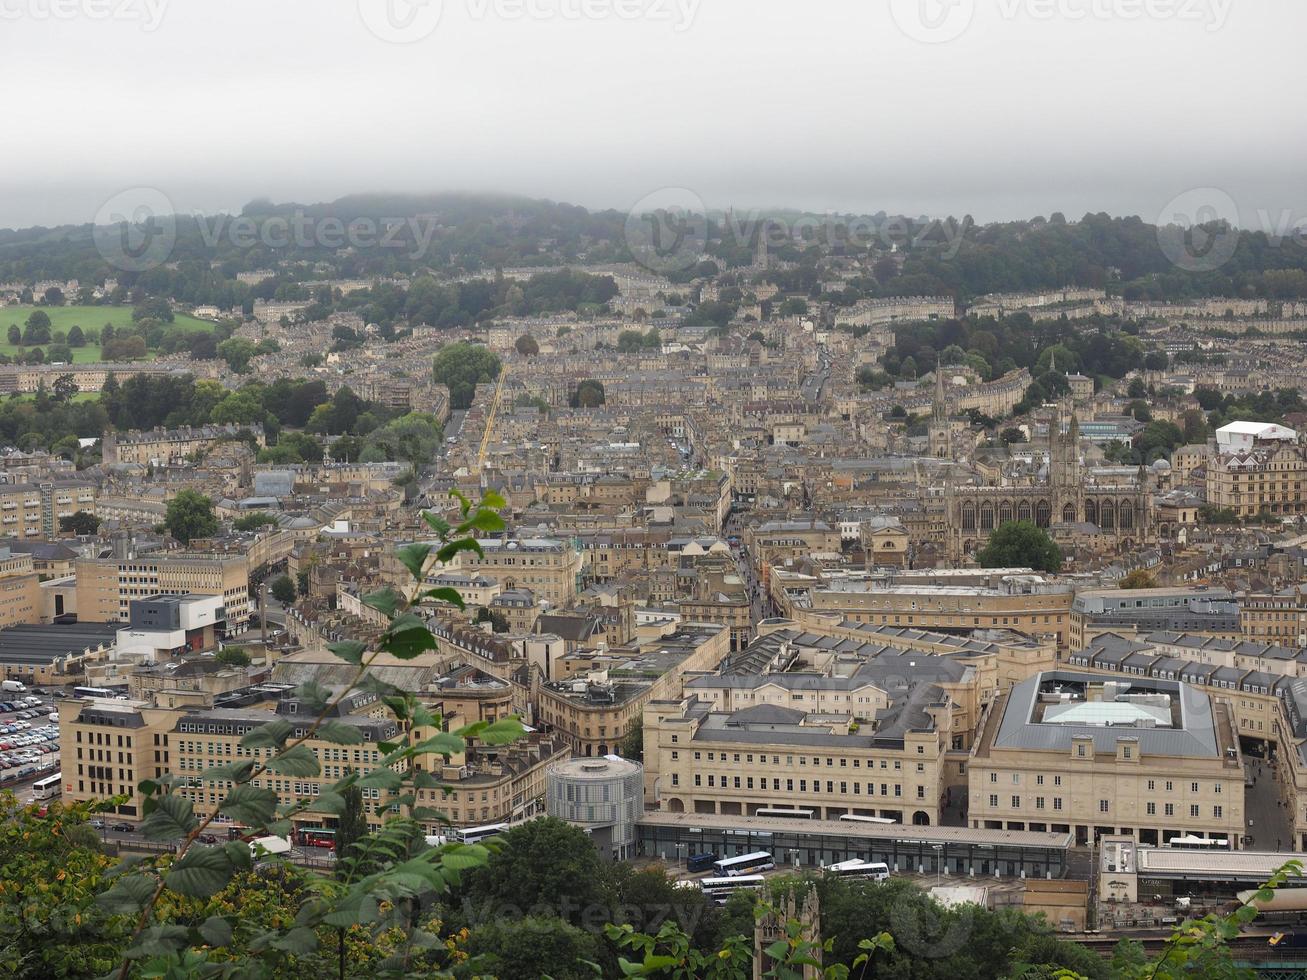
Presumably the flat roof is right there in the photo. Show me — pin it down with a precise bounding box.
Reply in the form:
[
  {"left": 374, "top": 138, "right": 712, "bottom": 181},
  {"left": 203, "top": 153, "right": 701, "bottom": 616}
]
[
  {"left": 1138, "top": 847, "right": 1304, "bottom": 878},
  {"left": 0, "top": 622, "right": 118, "bottom": 665},
  {"left": 638, "top": 810, "right": 1072, "bottom": 849}
]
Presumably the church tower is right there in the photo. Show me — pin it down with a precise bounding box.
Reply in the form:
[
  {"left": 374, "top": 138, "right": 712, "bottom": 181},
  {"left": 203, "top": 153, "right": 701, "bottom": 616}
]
[{"left": 929, "top": 368, "right": 951, "bottom": 458}]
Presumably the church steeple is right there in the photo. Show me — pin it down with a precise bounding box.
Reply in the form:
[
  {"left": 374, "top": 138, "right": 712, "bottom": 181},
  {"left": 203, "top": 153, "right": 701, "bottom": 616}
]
[{"left": 933, "top": 366, "right": 947, "bottom": 425}]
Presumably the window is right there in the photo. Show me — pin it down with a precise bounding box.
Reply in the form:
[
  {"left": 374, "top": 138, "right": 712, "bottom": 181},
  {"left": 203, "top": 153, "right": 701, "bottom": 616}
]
[
  {"left": 1099, "top": 800, "right": 1109, "bottom": 814},
  {"left": 1012, "top": 795, "right": 1020, "bottom": 808},
  {"left": 1190, "top": 805, "right": 1200, "bottom": 818},
  {"left": 989, "top": 794, "right": 998, "bottom": 808},
  {"left": 1164, "top": 803, "right": 1174, "bottom": 817},
  {"left": 1146, "top": 802, "right": 1156, "bottom": 815},
  {"left": 1214, "top": 805, "right": 1223, "bottom": 819},
  {"left": 1035, "top": 796, "right": 1045, "bottom": 810}
]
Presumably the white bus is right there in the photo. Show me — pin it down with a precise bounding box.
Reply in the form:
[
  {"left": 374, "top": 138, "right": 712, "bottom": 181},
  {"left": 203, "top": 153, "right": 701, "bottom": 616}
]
[
  {"left": 32, "top": 772, "right": 61, "bottom": 801},
  {"left": 755, "top": 807, "right": 815, "bottom": 820},
  {"left": 826, "top": 859, "right": 890, "bottom": 881},
  {"left": 838, "top": 814, "right": 898, "bottom": 825},
  {"left": 455, "top": 823, "right": 509, "bottom": 845},
  {"left": 713, "top": 851, "right": 776, "bottom": 877},
  {"left": 700, "top": 874, "right": 766, "bottom": 904},
  {"left": 72, "top": 686, "right": 116, "bottom": 699}
]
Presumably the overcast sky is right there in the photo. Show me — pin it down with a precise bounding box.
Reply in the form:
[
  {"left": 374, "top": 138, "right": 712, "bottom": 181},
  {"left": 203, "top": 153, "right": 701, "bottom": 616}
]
[{"left": 1, "top": 0, "right": 1301, "bottom": 231}]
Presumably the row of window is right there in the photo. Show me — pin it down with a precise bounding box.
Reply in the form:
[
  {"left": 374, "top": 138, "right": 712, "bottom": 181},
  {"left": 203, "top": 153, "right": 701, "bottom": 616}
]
[{"left": 678, "top": 773, "right": 923, "bottom": 799}]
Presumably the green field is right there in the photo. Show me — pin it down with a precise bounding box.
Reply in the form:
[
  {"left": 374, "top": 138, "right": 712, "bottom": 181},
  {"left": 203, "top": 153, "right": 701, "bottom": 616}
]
[
  {"left": 0, "top": 305, "right": 216, "bottom": 335},
  {"left": 0, "top": 305, "right": 215, "bottom": 363}
]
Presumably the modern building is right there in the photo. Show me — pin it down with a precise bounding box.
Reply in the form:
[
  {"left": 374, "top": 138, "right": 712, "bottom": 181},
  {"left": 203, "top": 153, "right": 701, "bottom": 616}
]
[
  {"left": 546, "top": 755, "right": 644, "bottom": 861},
  {"left": 1069, "top": 587, "right": 1239, "bottom": 649},
  {"left": 0, "top": 480, "right": 96, "bottom": 540},
  {"left": 74, "top": 551, "right": 251, "bottom": 630}
]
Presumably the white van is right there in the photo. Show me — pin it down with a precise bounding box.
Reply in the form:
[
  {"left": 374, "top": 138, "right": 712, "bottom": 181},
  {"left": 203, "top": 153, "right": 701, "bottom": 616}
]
[{"left": 1, "top": 681, "right": 25, "bottom": 694}]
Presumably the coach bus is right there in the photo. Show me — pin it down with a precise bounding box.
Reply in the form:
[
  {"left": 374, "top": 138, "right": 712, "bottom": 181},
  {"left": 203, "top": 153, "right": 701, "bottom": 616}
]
[
  {"left": 837, "top": 814, "right": 898, "bottom": 825},
  {"left": 700, "top": 875, "right": 765, "bottom": 904},
  {"left": 825, "top": 859, "right": 890, "bottom": 881},
  {"left": 32, "top": 772, "right": 61, "bottom": 801},
  {"left": 713, "top": 851, "right": 776, "bottom": 877},
  {"left": 72, "top": 686, "right": 117, "bottom": 699},
  {"left": 454, "top": 823, "right": 509, "bottom": 845},
  {"left": 755, "top": 807, "right": 815, "bottom": 820}
]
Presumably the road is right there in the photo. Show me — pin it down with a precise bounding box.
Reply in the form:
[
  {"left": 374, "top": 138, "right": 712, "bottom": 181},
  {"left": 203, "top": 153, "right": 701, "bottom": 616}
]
[{"left": 1244, "top": 756, "right": 1294, "bottom": 851}]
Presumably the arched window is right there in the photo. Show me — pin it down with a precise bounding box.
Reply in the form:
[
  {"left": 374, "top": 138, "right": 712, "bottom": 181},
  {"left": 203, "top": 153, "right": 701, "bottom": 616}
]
[
  {"left": 980, "top": 503, "right": 996, "bottom": 531},
  {"left": 1119, "top": 502, "right": 1134, "bottom": 529},
  {"left": 1085, "top": 499, "right": 1098, "bottom": 526},
  {"left": 962, "top": 503, "right": 975, "bottom": 531},
  {"left": 999, "top": 502, "right": 1013, "bottom": 524},
  {"left": 1100, "top": 500, "right": 1116, "bottom": 530},
  {"left": 1017, "top": 501, "right": 1032, "bottom": 523},
  {"left": 1063, "top": 502, "right": 1076, "bottom": 523},
  {"left": 1035, "top": 500, "right": 1051, "bottom": 527}
]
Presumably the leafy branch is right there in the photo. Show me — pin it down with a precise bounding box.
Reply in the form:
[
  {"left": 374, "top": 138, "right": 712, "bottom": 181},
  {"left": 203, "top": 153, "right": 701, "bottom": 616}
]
[{"left": 98, "top": 491, "right": 525, "bottom": 977}]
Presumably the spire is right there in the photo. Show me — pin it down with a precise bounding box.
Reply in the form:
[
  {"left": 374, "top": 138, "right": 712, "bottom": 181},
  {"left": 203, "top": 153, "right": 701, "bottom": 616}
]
[{"left": 933, "top": 366, "right": 947, "bottom": 424}]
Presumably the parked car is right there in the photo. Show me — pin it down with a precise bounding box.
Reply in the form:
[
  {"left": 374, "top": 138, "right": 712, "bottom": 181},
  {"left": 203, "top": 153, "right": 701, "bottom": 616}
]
[
  {"left": 110, "top": 822, "right": 134, "bottom": 833},
  {"left": 89, "top": 819, "right": 105, "bottom": 830}
]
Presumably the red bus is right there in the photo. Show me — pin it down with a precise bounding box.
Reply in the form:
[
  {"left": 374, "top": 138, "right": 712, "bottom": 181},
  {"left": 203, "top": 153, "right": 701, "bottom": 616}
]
[{"left": 295, "top": 827, "right": 336, "bottom": 850}]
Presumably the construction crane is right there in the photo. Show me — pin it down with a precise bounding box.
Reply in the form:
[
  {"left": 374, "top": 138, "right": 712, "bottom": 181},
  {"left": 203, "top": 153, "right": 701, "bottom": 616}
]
[{"left": 476, "top": 367, "right": 508, "bottom": 485}]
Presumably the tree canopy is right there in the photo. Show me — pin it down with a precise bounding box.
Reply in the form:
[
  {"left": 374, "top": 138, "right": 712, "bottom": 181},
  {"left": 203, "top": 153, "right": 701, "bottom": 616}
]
[
  {"left": 163, "top": 489, "right": 218, "bottom": 544},
  {"left": 432, "top": 343, "right": 501, "bottom": 410},
  {"left": 976, "top": 520, "right": 1063, "bottom": 573}
]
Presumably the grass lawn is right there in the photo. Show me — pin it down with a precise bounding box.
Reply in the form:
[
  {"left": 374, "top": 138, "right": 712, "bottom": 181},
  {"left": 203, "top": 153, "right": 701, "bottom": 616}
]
[
  {"left": 0, "top": 305, "right": 216, "bottom": 336},
  {"left": 0, "top": 305, "right": 216, "bottom": 364},
  {"left": 4, "top": 391, "right": 101, "bottom": 403}
]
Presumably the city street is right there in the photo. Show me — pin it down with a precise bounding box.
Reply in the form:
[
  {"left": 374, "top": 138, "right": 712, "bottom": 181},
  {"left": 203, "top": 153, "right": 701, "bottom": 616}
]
[{"left": 1244, "top": 757, "right": 1293, "bottom": 851}]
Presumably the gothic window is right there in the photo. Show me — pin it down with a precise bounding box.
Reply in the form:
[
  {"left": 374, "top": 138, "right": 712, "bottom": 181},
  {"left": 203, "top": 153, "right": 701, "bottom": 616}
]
[
  {"left": 962, "top": 503, "right": 976, "bottom": 531},
  {"left": 1119, "top": 502, "right": 1134, "bottom": 529},
  {"left": 1017, "top": 501, "right": 1032, "bottom": 523},
  {"left": 1100, "top": 500, "right": 1116, "bottom": 530},
  {"left": 980, "top": 503, "right": 995, "bottom": 531},
  {"left": 1035, "top": 501, "right": 1051, "bottom": 528},
  {"left": 999, "top": 502, "right": 1013, "bottom": 524},
  {"left": 1063, "top": 503, "right": 1076, "bottom": 523},
  {"left": 1085, "top": 499, "right": 1098, "bottom": 525}
]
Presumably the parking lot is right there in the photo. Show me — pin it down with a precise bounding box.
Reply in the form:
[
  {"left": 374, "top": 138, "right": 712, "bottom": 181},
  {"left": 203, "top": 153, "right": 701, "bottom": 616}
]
[{"left": 0, "top": 688, "right": 60, "bottom": 801}]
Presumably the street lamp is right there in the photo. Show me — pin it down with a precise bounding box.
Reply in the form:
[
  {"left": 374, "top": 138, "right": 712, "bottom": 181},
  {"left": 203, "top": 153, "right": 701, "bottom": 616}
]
[
  {"left": 674, "top": 842, "right": 686, "bottom": 872},
  {"left": 932, "top": 843, "right": 944, "bottom": 888}
]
